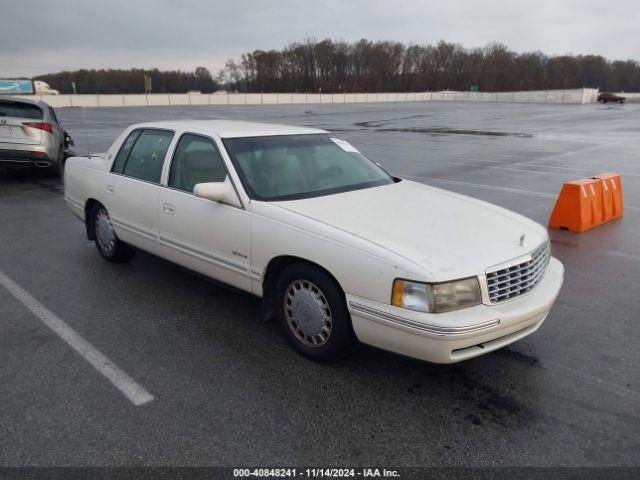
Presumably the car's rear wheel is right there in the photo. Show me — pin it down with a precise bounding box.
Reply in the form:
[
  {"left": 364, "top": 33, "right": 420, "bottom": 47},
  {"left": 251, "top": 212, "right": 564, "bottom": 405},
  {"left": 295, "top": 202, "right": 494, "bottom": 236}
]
[
  {"left": 276, "top": 263, "right": 356, "bottom": 362},
  {"left": 91, "top": 203, "right": 135, "bottom": 262}
]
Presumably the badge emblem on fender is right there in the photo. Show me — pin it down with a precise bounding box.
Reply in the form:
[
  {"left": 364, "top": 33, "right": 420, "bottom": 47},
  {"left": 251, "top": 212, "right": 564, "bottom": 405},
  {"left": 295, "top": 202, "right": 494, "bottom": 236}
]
[{"left": 519, "top": 234, "right": 525, "bottom": 247}]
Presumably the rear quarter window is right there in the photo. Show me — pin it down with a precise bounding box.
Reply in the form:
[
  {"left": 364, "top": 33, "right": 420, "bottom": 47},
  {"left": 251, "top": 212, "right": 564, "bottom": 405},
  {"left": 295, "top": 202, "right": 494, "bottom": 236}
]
[
  {"left": 0, "top": 101, "right": 43, "bottom": 119},
  {"left": 48, "top": 106, "right": 59, "bottom": 124},
  {"left": 112, "top": 129, "right": 142, "bottom": 174}
]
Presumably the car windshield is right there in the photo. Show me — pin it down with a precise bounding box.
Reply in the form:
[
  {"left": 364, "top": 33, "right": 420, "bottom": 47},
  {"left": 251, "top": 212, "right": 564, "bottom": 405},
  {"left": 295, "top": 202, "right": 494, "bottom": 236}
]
[{"left": 223, "top": 134, "right": 394, "bottom": 201}]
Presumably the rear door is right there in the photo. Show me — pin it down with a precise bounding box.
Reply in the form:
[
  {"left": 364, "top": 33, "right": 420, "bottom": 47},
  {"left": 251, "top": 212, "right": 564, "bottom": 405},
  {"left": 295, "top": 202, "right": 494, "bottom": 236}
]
[
  {"left": 0, "top": 99, "right": 44, "bottom": 145},
  {"left": 106, "top": 128, "right": 175, "bottom": 256}
]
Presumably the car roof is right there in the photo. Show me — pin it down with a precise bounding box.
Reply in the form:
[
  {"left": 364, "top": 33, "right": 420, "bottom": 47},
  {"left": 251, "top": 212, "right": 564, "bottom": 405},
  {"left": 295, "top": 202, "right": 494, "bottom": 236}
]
[{"left": 132, "top": 119, "right": 329, "bottom": 139}]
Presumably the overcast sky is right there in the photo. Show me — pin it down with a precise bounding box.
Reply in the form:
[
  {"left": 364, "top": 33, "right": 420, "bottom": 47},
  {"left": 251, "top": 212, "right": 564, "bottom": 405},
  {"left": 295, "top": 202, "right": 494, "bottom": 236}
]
[{"left": 2, "top": 0, "right": 639, "bottom": 77}]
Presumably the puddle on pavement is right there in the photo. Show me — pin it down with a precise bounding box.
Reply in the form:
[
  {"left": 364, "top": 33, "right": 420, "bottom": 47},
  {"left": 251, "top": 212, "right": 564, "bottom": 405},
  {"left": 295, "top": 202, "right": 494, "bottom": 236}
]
[{"left": 374, "top": 127, "right": 533, "bottom": 138}]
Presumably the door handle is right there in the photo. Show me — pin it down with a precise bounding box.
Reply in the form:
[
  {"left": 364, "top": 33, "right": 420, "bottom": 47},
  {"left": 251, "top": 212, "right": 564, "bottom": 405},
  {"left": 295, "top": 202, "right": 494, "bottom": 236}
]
[
  {"left": 163, "top": 203, "right": 175, "bottom": 215},
  {"left": 106, "top": 185, "right": 115, "bottom": 195}
]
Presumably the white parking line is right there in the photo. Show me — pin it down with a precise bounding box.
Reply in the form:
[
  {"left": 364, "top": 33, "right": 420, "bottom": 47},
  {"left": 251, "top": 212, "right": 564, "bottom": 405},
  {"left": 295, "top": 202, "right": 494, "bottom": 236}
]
[
  {"left": 396, "top": 174, "right": 559, "bottom": 198},
  {"left": 398, "top": 174, "right": 640, "bottom": 211},
  {"left": 437, "top": 156, "right": 640, "bottom": 180},
  {"left": 0, "top": 269, "right": 154, "bottom": 406}
]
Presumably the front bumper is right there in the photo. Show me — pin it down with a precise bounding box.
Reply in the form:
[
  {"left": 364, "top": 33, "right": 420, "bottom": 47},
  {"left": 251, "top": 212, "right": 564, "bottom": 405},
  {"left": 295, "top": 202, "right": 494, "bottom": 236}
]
[{"left": 347, "top": 257, "right": 564, "bottom": 363}]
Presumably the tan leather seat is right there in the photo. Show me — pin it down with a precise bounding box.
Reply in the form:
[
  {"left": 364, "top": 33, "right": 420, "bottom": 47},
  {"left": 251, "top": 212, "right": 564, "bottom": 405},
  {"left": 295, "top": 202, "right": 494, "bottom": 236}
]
[
  {"left": 259, "top": 149, "right": 304, "bottom": 196},
  {"left": 177, "top": 149, "right": 226, "bottom": 193}
]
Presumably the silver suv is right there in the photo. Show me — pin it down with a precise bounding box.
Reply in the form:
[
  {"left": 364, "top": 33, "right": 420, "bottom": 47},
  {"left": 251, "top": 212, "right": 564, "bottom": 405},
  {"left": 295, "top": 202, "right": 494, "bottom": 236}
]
[{"left": 0, "top": 96, "right": 71, "bottom": 177}]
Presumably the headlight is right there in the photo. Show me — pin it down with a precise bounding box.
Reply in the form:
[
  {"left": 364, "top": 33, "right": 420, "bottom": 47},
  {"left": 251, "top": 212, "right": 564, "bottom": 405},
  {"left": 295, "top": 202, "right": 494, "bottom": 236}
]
[{"left": 392, "top": 277, "right": 481, "bottom": 313}]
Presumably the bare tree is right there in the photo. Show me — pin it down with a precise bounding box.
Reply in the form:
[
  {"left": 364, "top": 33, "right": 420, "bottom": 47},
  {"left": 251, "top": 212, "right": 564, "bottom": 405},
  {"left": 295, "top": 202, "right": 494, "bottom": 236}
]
[{"left": 36, "top": 40, "right": 640, "bottom": 94}]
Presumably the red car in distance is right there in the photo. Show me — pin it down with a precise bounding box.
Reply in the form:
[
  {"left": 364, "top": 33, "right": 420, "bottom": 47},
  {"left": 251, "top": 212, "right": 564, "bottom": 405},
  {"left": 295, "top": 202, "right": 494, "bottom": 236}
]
[{"left": 597, "top": 92, "right": 626, "bottom": 103}]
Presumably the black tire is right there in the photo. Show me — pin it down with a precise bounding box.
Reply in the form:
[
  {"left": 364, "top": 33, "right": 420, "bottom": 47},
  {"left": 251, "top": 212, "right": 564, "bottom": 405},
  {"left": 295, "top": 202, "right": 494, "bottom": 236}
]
[
  {"left": 91, "top": 203, "right": 135, "bottom": 262},
  {"left": 603, "top": 99, "right": 607, "bottom": 103},
  {"left": 276, "top": 263, "right": 356, "bottom": 362}
]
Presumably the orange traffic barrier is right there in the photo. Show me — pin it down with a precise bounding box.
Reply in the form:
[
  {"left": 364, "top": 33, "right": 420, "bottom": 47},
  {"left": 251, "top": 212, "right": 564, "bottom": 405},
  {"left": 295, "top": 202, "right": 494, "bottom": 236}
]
[
  {"left": 549, "top": 177, "right": 604, "bottom": 232},
  {"left": 593, "top": 172, "right": 624, "bottom": 222}
]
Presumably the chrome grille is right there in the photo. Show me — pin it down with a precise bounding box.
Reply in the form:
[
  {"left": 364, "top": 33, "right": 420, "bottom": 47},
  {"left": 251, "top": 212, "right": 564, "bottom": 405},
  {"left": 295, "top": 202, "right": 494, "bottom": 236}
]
[{"left": 486, "top": 241, "right": 550, "bottom": 303}]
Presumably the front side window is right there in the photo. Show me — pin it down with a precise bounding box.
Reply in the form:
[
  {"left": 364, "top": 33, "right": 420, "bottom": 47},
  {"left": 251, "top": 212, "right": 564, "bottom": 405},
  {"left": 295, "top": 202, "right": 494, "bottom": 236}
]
[
  {"left": 168, "top": 134, "right": 227, "bottom": 193},
  {"left": 223, "top": 134, "right": 393, "bottom": 201},
  {"left": 121, "top": 129, "right": 173, "bottom": 183}
]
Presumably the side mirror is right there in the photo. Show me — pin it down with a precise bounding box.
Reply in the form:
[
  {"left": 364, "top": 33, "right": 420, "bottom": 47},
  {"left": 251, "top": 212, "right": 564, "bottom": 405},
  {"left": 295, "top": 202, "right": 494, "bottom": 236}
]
[{"left": 193, "top": 178, "right": 242, "bottom": 208}]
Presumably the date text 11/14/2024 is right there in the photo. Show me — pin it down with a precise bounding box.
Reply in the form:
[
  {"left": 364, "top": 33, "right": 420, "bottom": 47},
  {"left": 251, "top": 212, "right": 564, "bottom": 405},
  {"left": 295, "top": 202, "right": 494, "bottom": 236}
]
[{"left": 233, "top": 468, "right": 400, "bottom": 478}]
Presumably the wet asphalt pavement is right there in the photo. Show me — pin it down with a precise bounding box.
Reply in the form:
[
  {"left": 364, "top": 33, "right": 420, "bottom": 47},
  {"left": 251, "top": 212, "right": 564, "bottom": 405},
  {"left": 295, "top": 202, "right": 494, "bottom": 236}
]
[{"left": 1, "top": 101, "right": 639, "bottom": 467}]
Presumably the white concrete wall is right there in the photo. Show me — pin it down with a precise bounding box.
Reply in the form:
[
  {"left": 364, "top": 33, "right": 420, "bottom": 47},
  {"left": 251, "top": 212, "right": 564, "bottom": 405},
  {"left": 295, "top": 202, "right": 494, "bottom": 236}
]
[
  {"left": 147, "top": 94, "right": 171, "bottom": 106},
  {"left": 18, "top": 88, "right": 599, "bottom": 108},
  {"left": 124, "top": 95, "right": 148, "bottom": 106},
  {"left": 98, "top": 95, "right": 125, "bottom": 107},
  {"left": 616, "top": 92, "right": 640, "bottom": 102}
]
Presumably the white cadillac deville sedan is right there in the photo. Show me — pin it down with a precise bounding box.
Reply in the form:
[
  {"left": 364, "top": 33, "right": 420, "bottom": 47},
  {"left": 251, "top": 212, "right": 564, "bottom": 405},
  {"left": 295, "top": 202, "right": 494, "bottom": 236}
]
[{"left": 64, "top": 120, "right": 564, "bottom": 363}]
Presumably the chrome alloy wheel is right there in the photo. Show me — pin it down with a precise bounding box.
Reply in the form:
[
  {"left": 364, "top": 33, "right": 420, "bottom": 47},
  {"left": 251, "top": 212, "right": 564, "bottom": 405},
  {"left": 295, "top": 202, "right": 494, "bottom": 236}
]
[
  {"left": 95, "top": 208, "right": 116, "bottom": 254},
  {"left": 284, "top": 279, "right": 333, "bottom": 348}
]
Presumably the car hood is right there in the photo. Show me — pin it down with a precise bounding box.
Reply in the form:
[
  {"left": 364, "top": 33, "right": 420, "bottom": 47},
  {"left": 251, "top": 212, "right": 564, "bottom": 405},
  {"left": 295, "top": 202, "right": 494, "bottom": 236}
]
[{"left": 271, "top": 180, "right": 548, "bottom": 281}]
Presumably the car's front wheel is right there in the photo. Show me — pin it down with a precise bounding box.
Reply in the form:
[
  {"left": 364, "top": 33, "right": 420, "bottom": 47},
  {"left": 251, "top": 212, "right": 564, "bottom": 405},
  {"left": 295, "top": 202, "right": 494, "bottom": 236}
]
[
  {"left": 91, "top": 203, "right": 135, "bottom": 262},
  {"left": 276, "top": 263, "right": 356, "bottom": 362}
]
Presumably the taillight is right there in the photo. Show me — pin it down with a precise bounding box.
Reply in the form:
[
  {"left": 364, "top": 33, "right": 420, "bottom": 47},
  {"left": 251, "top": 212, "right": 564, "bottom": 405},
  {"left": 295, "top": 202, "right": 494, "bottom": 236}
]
[{"left": 23, "top": 122, "right": 53, "bottom": 133}]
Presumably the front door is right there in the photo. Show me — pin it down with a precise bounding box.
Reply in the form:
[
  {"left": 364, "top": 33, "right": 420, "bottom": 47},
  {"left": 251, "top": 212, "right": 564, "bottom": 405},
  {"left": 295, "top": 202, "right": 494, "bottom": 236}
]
[{"left": 158, "top": 133, "right": 251, "bottom": 292}]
